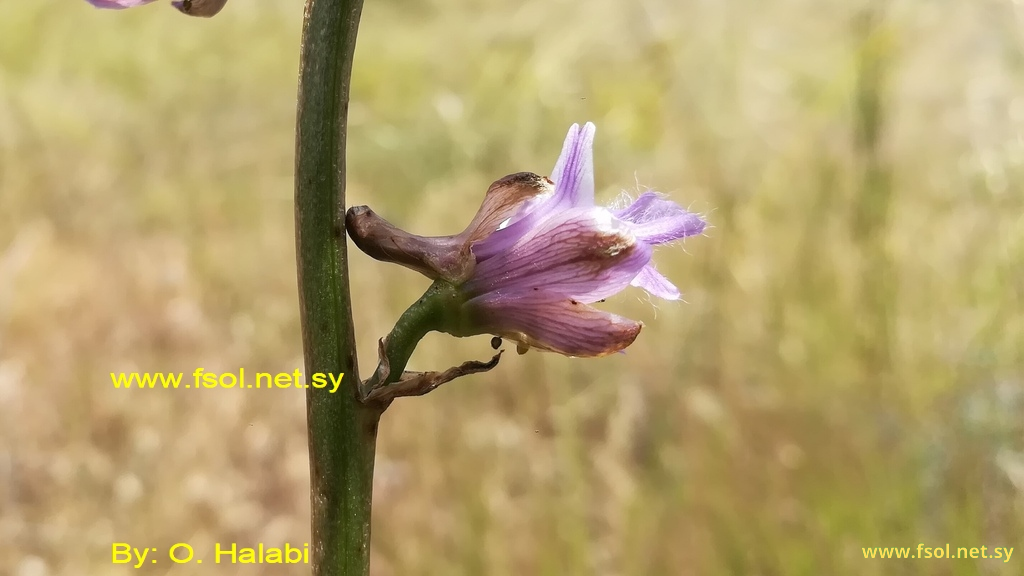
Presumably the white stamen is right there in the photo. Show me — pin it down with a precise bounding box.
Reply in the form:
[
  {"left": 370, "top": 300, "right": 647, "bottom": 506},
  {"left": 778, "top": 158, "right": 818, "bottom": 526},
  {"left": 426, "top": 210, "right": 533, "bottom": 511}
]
[{"left": 592, "top": 209, "right": 635, "bottom": 256}]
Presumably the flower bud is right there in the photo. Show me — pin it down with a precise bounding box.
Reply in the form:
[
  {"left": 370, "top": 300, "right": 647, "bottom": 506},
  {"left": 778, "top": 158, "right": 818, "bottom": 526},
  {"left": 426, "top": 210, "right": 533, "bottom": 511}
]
[{"left": 172, "top": 0, "right": 228, "bottom": 17}]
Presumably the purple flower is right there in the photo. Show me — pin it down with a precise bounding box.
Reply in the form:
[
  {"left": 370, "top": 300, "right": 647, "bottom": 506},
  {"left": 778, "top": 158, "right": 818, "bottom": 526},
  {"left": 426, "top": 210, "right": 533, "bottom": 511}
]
[
  {"left": 86, "top": 0, "right": 159, "bottom": 8},
  {"left": 85, "top": 0, "right": 228, "bottom": 16},
  {"left": 449, "top": 122, "right": 705, "bottom": 356},
  {"left": 348, "top": 122, "right": 705, "bottom": 357}
]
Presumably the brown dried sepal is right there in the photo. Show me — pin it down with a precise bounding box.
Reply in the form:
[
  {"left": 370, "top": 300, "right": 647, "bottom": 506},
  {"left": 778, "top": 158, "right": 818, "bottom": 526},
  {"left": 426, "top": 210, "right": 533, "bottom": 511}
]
[{"left": 361, "top": 338, "right": 502, "bottom": 405}]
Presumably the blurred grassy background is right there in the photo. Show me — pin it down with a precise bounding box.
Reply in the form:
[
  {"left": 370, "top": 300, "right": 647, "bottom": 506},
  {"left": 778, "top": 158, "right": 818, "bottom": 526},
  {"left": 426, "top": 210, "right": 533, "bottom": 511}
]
[{"left": 1, "top": 0, "right": 1023, "bottom": 575}]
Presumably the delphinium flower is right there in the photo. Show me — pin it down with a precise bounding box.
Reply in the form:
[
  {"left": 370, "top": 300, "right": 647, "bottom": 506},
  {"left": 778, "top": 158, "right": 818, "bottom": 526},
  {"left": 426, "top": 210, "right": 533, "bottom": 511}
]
[
  {"left": 85, "top": 0, "right": 228, "bottom": 17},
  {"left": 85, "top": 0, "right": 158, "bottom": 8},
  {"left": 348, "top": 122, "right": 706, "bottom": 359}
]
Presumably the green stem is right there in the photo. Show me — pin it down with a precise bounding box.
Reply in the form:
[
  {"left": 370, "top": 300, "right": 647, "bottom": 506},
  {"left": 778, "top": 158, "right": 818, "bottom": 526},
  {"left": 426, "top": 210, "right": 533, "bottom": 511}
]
[
  {"left": 363, "top": 281, "right": 463, "bottom": 396},
  {"left": 294, "top": 1, "right": 376, "bottom": 575}
]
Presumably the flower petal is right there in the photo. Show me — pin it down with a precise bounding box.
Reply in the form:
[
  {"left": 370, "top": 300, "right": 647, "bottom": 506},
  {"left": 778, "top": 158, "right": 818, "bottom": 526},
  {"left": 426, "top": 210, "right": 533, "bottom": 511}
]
[
  {"left": 86, "top": 0, "right": 158, "bottom": 7},
  {"left": 470, "top": 201, "right": 545, "bottom": 261},
  {"left": 463, "top": 294, "right": 642, "bottom": 357},
  {"left": 549, "top": 122, "right": 596, "bottom": 209},
  {"left": 459, "top": 172, "right": 552, "bottom": 245},
  {"left": 630, "top": 265, "right": 681, "bottom": 300},
  {"left": 465, "top": 207, "right": 652, "bottom": 303},
  {"left": 615, "top": 192, "right": 705, "bottom": 245},
  {"left": 472, "top": 122, "right": 598, "bottom": 261}
]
